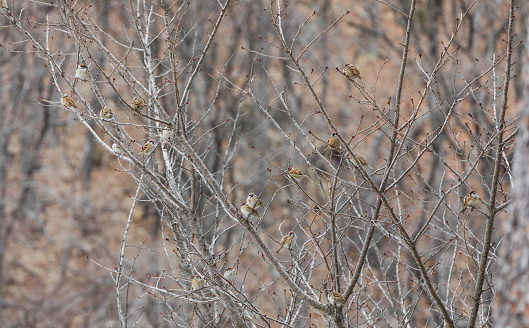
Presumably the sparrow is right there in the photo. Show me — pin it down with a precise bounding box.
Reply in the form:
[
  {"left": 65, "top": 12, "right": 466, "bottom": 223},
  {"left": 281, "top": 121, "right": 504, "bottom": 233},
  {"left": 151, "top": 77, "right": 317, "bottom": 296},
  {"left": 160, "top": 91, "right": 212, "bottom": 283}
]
[
  {"left": 323, "top": 133, "right": 341, "bottom": 153},
  {"left": 61, "top": 94, "right": 77, "bottom": 109},
  {"left": 343, "top": 64, "right": 362, "bottom": 82},
  {"left": 162, "top": 129, "right": 175, "bottom": 141},
  {"left": 460, "top": 191, "right": 479, "bottom": 214},
  {"left": 320, "top": 280, "right": 329, "bottom": 304},
  {"left": 191, "top": 275, "right": 207, "bottom": 291},
  {"left": 112, "top": 143, "right": 124, "bottom": 155},
  {"left": 246, "top": 191, "right": 263, "bottom": 209},
  {"left": 131, "top": 96, "right": 146, "bottom": 112},
  {"left": 240, "top": 203, "right": 259, "bottom": 218},
  {"left": 349, "top": 154, "right": 372, "bottom": 169},
  {"left": 100, "top": 106, "right": 115, "bottom": 120},
  {"left": 75, "top": 63, "right": 90, "bottom": 80},
  {"left": 287, "top": 167, "right": 304, "bottom": 181},
  {"left": 276, "top": 231, "right": 296, "bottom": 253},
  {"left": 223, "top": 267, "right": 237, "bottom": 284},
  {"left": 139, "top": 140, "right": 156, "bottom": 156},
  {"left": 327, "top": 291, "right": 345, "bottom": 306}
]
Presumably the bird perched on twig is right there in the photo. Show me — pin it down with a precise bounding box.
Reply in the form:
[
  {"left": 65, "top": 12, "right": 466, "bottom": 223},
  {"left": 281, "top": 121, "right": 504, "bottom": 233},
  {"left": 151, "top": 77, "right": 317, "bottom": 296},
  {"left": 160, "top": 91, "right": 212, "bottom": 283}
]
[
  {"left": 75, "top": 63, "right": 90, "bottom": 80},
  {"left": 287, "top": 167, "right": 304, "bottom": 182},
  {"left": 139, "top": 140, "right": 156, "bottom": 156},
  {"left": 246, "top": 191, "right": 263, "bottom": 209},
  {"left": 161, "top": 129, "right": 175, "bottom": 150},
  {"left": 112, "top": 143, "right": 124, "bottom": 155},
  {"left": 349, "top": 154, "right": 372, "bottom": 169},
  {"left": 343, "top": 64, "right": 362, "bottom": 82},
  {"left": 131, "top": 96, "right": 146, "bottom": 112},
  {"left": 323, "top": 133, "right": 341, "bottom": 154},
  {"left": 240, "top": 203, "right": 259, "bottom": 218},
  {"left": 276, "top": 231, "right": 296, "bottom": 253},
  {"left": 327, "top": 291, "right": 345, "bottom": 306},
  {"left": 191, "top": 275, "right": 207, "bottom": 291},
  {"left": 61, "top": 94, "right": 77, "bottom": 110},
  {"left": 224, "top": 267, "right": 237, "bottom": 284},
  {"left": 320, "top": 280, "right": 329, "bottom": 304},
  {"left": 460, "top": 191, "right": 479, "bottom": 214},
  {"left": 100, "top": 106, "right": 114, "bottom": 120}
]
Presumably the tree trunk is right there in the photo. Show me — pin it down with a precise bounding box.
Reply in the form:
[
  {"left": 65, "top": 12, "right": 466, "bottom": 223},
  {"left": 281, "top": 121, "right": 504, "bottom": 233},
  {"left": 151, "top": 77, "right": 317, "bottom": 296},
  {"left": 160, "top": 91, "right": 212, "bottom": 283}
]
[{"left": 493, "top": 14, "right": 529, "bottom": 326}]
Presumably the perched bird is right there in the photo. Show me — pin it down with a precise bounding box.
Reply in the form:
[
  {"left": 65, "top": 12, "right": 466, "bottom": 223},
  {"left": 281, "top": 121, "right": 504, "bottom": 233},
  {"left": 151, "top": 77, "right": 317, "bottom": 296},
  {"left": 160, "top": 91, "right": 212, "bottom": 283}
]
[
  {"left": 246, "top": 192, "right": 263, "bottom": 209},
  {"left": 0, "top": 0, "right": 7, "bottom": 9},
  {"left": 460, "top": 191, "right": 479, "bottom": 214},
  {"left": 191, "top": 275, "right": 206, "bottom": 291},
  {"left": 224, "top": 267, "right": 237, "bottom": 284},
  {"left": 323, "top": 133, "right": 341, "bottom": 154},
  {"left": 100, "top": 106, "right": 114, "bottom": 120},
  {"left": 162, "top": 129, "right": 175, "bottom": 141},
  {"left": 112, "top": 143, "right": 124, "bottom": 155},
  {"left": 288, "top": 167, "right": 304, "bottom": 182},
  {"left": 276, "top": 231, "right": 296, "bottom": 253},
  {"left": 327, "top": 291, "right": 345, "bottom": 306},
  {"left": 131, "top": 96, "right": 146, "bottom": 112},
  {"left": 240, "top": 203, "right": 259, "bottom": 218},
  {"left": 311, "top": 204, "right": 323, "bottom": 215},
  {"left": 343, "top": 64, "right": 362, "bottom": 82},
  {"left": 349, "top": 154, "right": 372, "bottom": 169},
  {"left": 139, "top": 140, "right": 156, "bottom": 156},
  {"left": 61, "top": 94, "right": 77, "bottom": 109},
  {"left": 320, "top": 281, "right": 329, "bottom": 304},
  {"left": 75, "top": 63, "right": 90, "bottom": 80}
]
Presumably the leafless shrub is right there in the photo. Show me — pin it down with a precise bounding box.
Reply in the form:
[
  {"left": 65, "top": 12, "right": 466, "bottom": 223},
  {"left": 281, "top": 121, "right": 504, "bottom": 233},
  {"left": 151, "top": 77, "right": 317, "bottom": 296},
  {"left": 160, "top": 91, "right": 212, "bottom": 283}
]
[{"left": 0, "top": 0, "right": 524, "bottom": 327}]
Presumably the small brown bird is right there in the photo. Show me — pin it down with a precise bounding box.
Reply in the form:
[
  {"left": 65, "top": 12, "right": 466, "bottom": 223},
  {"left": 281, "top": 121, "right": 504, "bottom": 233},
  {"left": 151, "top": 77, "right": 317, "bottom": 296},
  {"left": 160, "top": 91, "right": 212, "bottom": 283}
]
[
  {"left": 343, "top": 64, "right": 362, "bottom": 82},
  {"left": 191, "top": 275, "right": 206, "bottom": 291},
  {"left": 323, "top": 133, "right": 341, "bottom": 154},
  {"left": 246, "top": 192, "right": 263, "bottom": 209},
  {"left": 100, "top": 106, "right": 114, "bottom": 120},
  {"left": 349, "top": 154, "right": 372, "bottom": 169},
  {"left": 131, "top": 96, "right": 146, "bottom": 112},
  {"left": 139, "top": 140, "right": 156, "bottom": 156},
  {"left": 61, "top": 94, "right": 77, "bottom": 109},
  {"left": 460, "top": 191, "right": 479, "bottom": 214},
  {"left": 320, "top": 281, "right": 329, "bottom": 304},
  {"left": 75, "top": 63, "right": 90, "bottom": 80},
  {"left": 276, "top": 231, "right": 296, "bottom": 253},
  {"left": 0, "top": 0, "right": 7, "bottom": 9},
  {"left": 327, "top": 291, "right": 345, "bottom": 306},
  {"left": 288, "top": 167, "right": 304, "bottom": 181},
  {"left": 240, "top": 203, "right": 259, "bottom": 218},
  {"left": 112, "top": 143, "right": 124, "bottom": 155},
  {"left": 223, "top": 267, "right": 237, "bottom": 284}
]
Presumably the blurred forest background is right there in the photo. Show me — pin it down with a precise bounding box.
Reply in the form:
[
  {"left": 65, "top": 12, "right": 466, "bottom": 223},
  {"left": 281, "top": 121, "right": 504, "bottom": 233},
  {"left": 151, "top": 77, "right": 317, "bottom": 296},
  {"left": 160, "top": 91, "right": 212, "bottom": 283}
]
[{"left": 0, "top": 0, "right": 527, "bottom": 327}]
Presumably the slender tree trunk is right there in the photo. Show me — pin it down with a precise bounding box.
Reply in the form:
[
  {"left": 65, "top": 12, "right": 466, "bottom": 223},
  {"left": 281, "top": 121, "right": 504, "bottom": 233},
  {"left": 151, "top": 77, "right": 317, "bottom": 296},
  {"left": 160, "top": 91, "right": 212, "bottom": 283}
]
[{"left": 493, "top": 14, "right": 529, "bottom": 326}]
